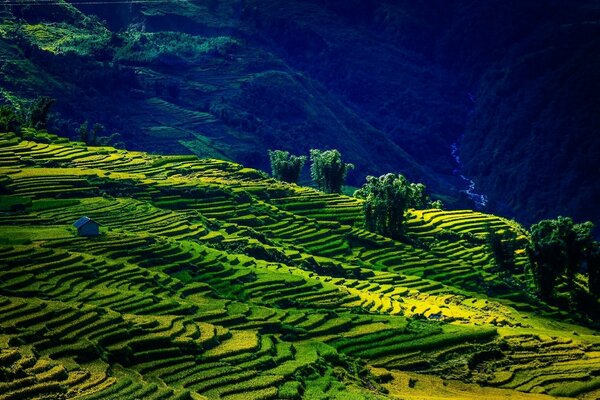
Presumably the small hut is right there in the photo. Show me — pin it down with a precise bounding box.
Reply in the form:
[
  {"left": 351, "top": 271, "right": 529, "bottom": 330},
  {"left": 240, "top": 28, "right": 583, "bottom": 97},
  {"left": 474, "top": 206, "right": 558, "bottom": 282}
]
[{"left": 73, "top": 216, "right": 101, "bottom": 237}]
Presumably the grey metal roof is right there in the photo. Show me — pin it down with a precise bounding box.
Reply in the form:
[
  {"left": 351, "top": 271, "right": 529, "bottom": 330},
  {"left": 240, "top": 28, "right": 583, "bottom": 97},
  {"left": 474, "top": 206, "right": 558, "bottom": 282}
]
[{"left": 73, "top": 216, "right": 99, "bottom": 228}]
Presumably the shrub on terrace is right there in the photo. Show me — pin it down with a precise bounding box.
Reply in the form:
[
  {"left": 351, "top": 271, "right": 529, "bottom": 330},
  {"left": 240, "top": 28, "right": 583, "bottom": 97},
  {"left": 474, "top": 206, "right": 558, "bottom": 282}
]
[{"left": 114, "top": 31, "right": 240, "bottom": 65}]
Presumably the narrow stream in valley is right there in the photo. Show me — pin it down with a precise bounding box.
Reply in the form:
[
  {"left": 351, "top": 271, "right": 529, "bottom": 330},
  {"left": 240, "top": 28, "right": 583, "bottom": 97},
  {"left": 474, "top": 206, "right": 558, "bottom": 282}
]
[{"left": 451, "top": 140, "right": 488, "bottom": 209}]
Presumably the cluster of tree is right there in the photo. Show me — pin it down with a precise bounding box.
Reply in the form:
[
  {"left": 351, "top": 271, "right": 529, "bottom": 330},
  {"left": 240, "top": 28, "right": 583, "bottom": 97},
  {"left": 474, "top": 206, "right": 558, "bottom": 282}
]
[
  {"left": 0, "top": 98, "right": 123, "bottom": 148},
  {"left": 268, "top": 150, "right": 306, "bottom": 184},
  {"left": 310, "top": 149, "right": 354, "bottom": 194},
  {"left": 486, "top": 228, "right": 519, "bottom": 273},
  {"left": 0, "top": 96, "right": 55, "bottom": 134},
  {"left": 269, "top": 145, "right": 598, "bottom": 320},
  {"left": 354, "top": 173, "right": 442, "bottom": 240},
  {"left": 269, "top": 149, "right": 443, "bottom": 238},
  {"left": 528, "top": 216, "right": 599, "bottom": 300},
  {"left": 0, "top": 105, "right": 21, "bottom": 134},
  {"left": 268, "top": 148, "right": 353, "bottom": 194},
  {"left": 78, "top": 121, "right": 124, "bottom": 148}
]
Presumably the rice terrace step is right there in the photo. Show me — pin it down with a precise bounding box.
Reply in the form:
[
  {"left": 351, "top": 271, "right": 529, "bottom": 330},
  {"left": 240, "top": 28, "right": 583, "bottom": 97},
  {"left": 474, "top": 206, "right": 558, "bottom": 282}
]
[{"left": 0, "top": 131, "right": 599, "bottom": 400}]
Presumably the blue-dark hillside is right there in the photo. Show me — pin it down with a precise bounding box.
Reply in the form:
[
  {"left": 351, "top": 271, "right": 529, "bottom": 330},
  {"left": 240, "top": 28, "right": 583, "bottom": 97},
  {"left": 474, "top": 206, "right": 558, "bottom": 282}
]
[{"left": 1, "top": 0, "right": 599, "bottom": 227}]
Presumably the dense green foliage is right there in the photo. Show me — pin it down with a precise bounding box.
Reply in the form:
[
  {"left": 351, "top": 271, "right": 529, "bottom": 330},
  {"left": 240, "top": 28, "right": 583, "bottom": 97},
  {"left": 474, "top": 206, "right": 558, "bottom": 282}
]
[
  {"left": 529, "top": 217, "right": 599, "bottom": 300},
  {"left": 78, "top": 121, "right": 122, "bottom": 147},
  {"left": 0, "top": 97, "right": 55, "bottom": 134},
  {"left": 0, "top": 105, "right": 22, "bottom": 134},
  {"left": 487, "top": 228, "right": 518, "bottom": 272},
  {"left": 114, "top": 31, "right": 240, "bottom": 65},
  {"left": 27, "top": 96, "right": 55, "bottom": 130},
  {"left": 589, "top": 248, "right": 600, "bottom": 299},
  {"left": 310, "top": 149, "right": 354, "bottom": 193},
  {"left": 0, "top": 101, "right": 125, "bottom": 148},
  {"left": 268, "top": 149, "right": 306, "bottom": 183},
  {"left": 1, "top": 0, "right": 599, "bottom": 228},
  {"left": 354, "top": 173, "right": 429, "bottom": 239},
  {"left": 430, "top": 199, "right": 443, "bottom": 209}
]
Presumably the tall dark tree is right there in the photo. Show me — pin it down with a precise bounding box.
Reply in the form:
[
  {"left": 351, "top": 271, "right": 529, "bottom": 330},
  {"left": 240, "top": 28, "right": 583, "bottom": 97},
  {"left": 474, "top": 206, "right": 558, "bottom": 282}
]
[
  {"left": 487, "top": 228, "right": 517, "bottom": 272},
  {"left": 78, "top": 121, "right": 122, "bottom": 147},
  {"left": 354, "top": 173, "right": 431, "bottom": 239},
  {"left": 268, "top": 150, "right": 306, "bottom": 183},
  {"left": 588, "top": 243, "right": 600, "bottom": 298},
  {"left": 528, "top": 220, "right": 566, "bottom": 300},
  {"left": 528, "top": 217, "right": 598, "bottom": 300},
  {"left": 27, "top": 96, "right": 55, "bottom": 130},
  {"left": 0, "top": 105, "right": 23, "bottom": 134},
  {"left": 309, "top": 149, "right": 353, "bottom": 193},
  {"left": 567, "top": 221, "right": 596, "bottom": 284}
]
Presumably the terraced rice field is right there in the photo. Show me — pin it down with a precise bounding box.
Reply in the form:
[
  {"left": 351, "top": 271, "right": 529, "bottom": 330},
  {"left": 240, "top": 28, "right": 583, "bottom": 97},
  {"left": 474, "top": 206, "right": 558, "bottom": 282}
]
[{"left": 1, "top": 131, "right": 599, "bottom": 399}]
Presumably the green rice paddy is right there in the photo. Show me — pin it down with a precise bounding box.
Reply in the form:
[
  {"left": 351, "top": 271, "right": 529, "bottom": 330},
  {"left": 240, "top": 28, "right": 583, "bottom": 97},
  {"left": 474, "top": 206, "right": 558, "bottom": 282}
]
[{"left": 0, "top": 131, "right": 599, "bottom": 399}]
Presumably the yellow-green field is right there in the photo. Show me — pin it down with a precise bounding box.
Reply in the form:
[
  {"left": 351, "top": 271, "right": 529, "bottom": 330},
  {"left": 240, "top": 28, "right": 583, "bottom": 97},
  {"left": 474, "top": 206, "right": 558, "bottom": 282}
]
[{"left": 0, "top": 131, "right": 599, "bottom": 399}]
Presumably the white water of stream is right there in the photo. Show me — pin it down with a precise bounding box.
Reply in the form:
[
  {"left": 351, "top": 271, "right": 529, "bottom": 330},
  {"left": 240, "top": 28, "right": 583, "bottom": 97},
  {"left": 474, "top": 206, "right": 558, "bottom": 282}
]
[{"left": 451, "top": 141, "right": 488, "bottom": 209}]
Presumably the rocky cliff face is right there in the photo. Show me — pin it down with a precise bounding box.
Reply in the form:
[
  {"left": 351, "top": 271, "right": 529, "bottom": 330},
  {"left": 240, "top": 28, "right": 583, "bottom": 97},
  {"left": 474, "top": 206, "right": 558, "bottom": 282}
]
[{"left": 1, "top": 0, "right": 599, "bottom": 227}]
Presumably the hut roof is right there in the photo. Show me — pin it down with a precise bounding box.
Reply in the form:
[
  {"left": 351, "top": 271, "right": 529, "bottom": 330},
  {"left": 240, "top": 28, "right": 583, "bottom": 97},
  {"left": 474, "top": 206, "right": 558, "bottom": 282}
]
[{"left": 73, "top": 216, "right": 100, "bottom": 228}]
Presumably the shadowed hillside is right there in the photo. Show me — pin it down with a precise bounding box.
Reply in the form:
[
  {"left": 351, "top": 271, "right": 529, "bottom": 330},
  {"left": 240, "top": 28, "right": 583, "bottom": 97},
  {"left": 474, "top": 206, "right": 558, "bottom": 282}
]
[
  {"left": 0, "top": 0, "right": 452, "bottom": 196},
  {"left": 1, "top": 0, "right": 598, "bottom": 226}
]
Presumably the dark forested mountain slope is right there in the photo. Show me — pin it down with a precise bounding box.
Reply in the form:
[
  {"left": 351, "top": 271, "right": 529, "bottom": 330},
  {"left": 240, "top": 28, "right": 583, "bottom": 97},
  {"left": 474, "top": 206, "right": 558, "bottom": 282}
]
[
  {"left": 459, "top": 4, "right": 600, "bottom": 226},
  {"left": 1, "top": 0, "right": 599, "bottom": 227}
]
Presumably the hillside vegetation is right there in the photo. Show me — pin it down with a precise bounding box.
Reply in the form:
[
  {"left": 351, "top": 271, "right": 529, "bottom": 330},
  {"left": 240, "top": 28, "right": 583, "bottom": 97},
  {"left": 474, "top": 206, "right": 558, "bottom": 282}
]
[
  {"left": 3, "top": 0, "right": 598, "bottom": 226},
  {"left": 0, "top": 0, "right": 440, "bottom": 193},
  {"left": 1, "top": 131, "right": 599, "bottom": 399}
]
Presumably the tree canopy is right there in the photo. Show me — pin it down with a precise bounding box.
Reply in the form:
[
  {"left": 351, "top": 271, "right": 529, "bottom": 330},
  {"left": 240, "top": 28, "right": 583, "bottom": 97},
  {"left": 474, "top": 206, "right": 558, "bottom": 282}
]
[
  {"left": 78, "top": 121, "right": 123, "bottom": 147},
  {"left": 309, "top": 149, "right": 353, "bottom": 194},
  {"left": 354, "top": 173, "right": 433, "bottom": 239},
  {"left": 487, "top": 228, "right": 518, "bottom": 272},
  {"left": 0, "top": 97, "right": 55, "bottom": 134},
  {"left": 27, "top": 96, "right": 55, "bottom": 130},
  {"left": 0, "top": 105, "right": 22, "bottom": 134},
  {"left": 528, "top": 216, "right": 599, "bottom": 300},
  {"left": 268, "top": 150, "right": 306, "bottom": 183}
]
